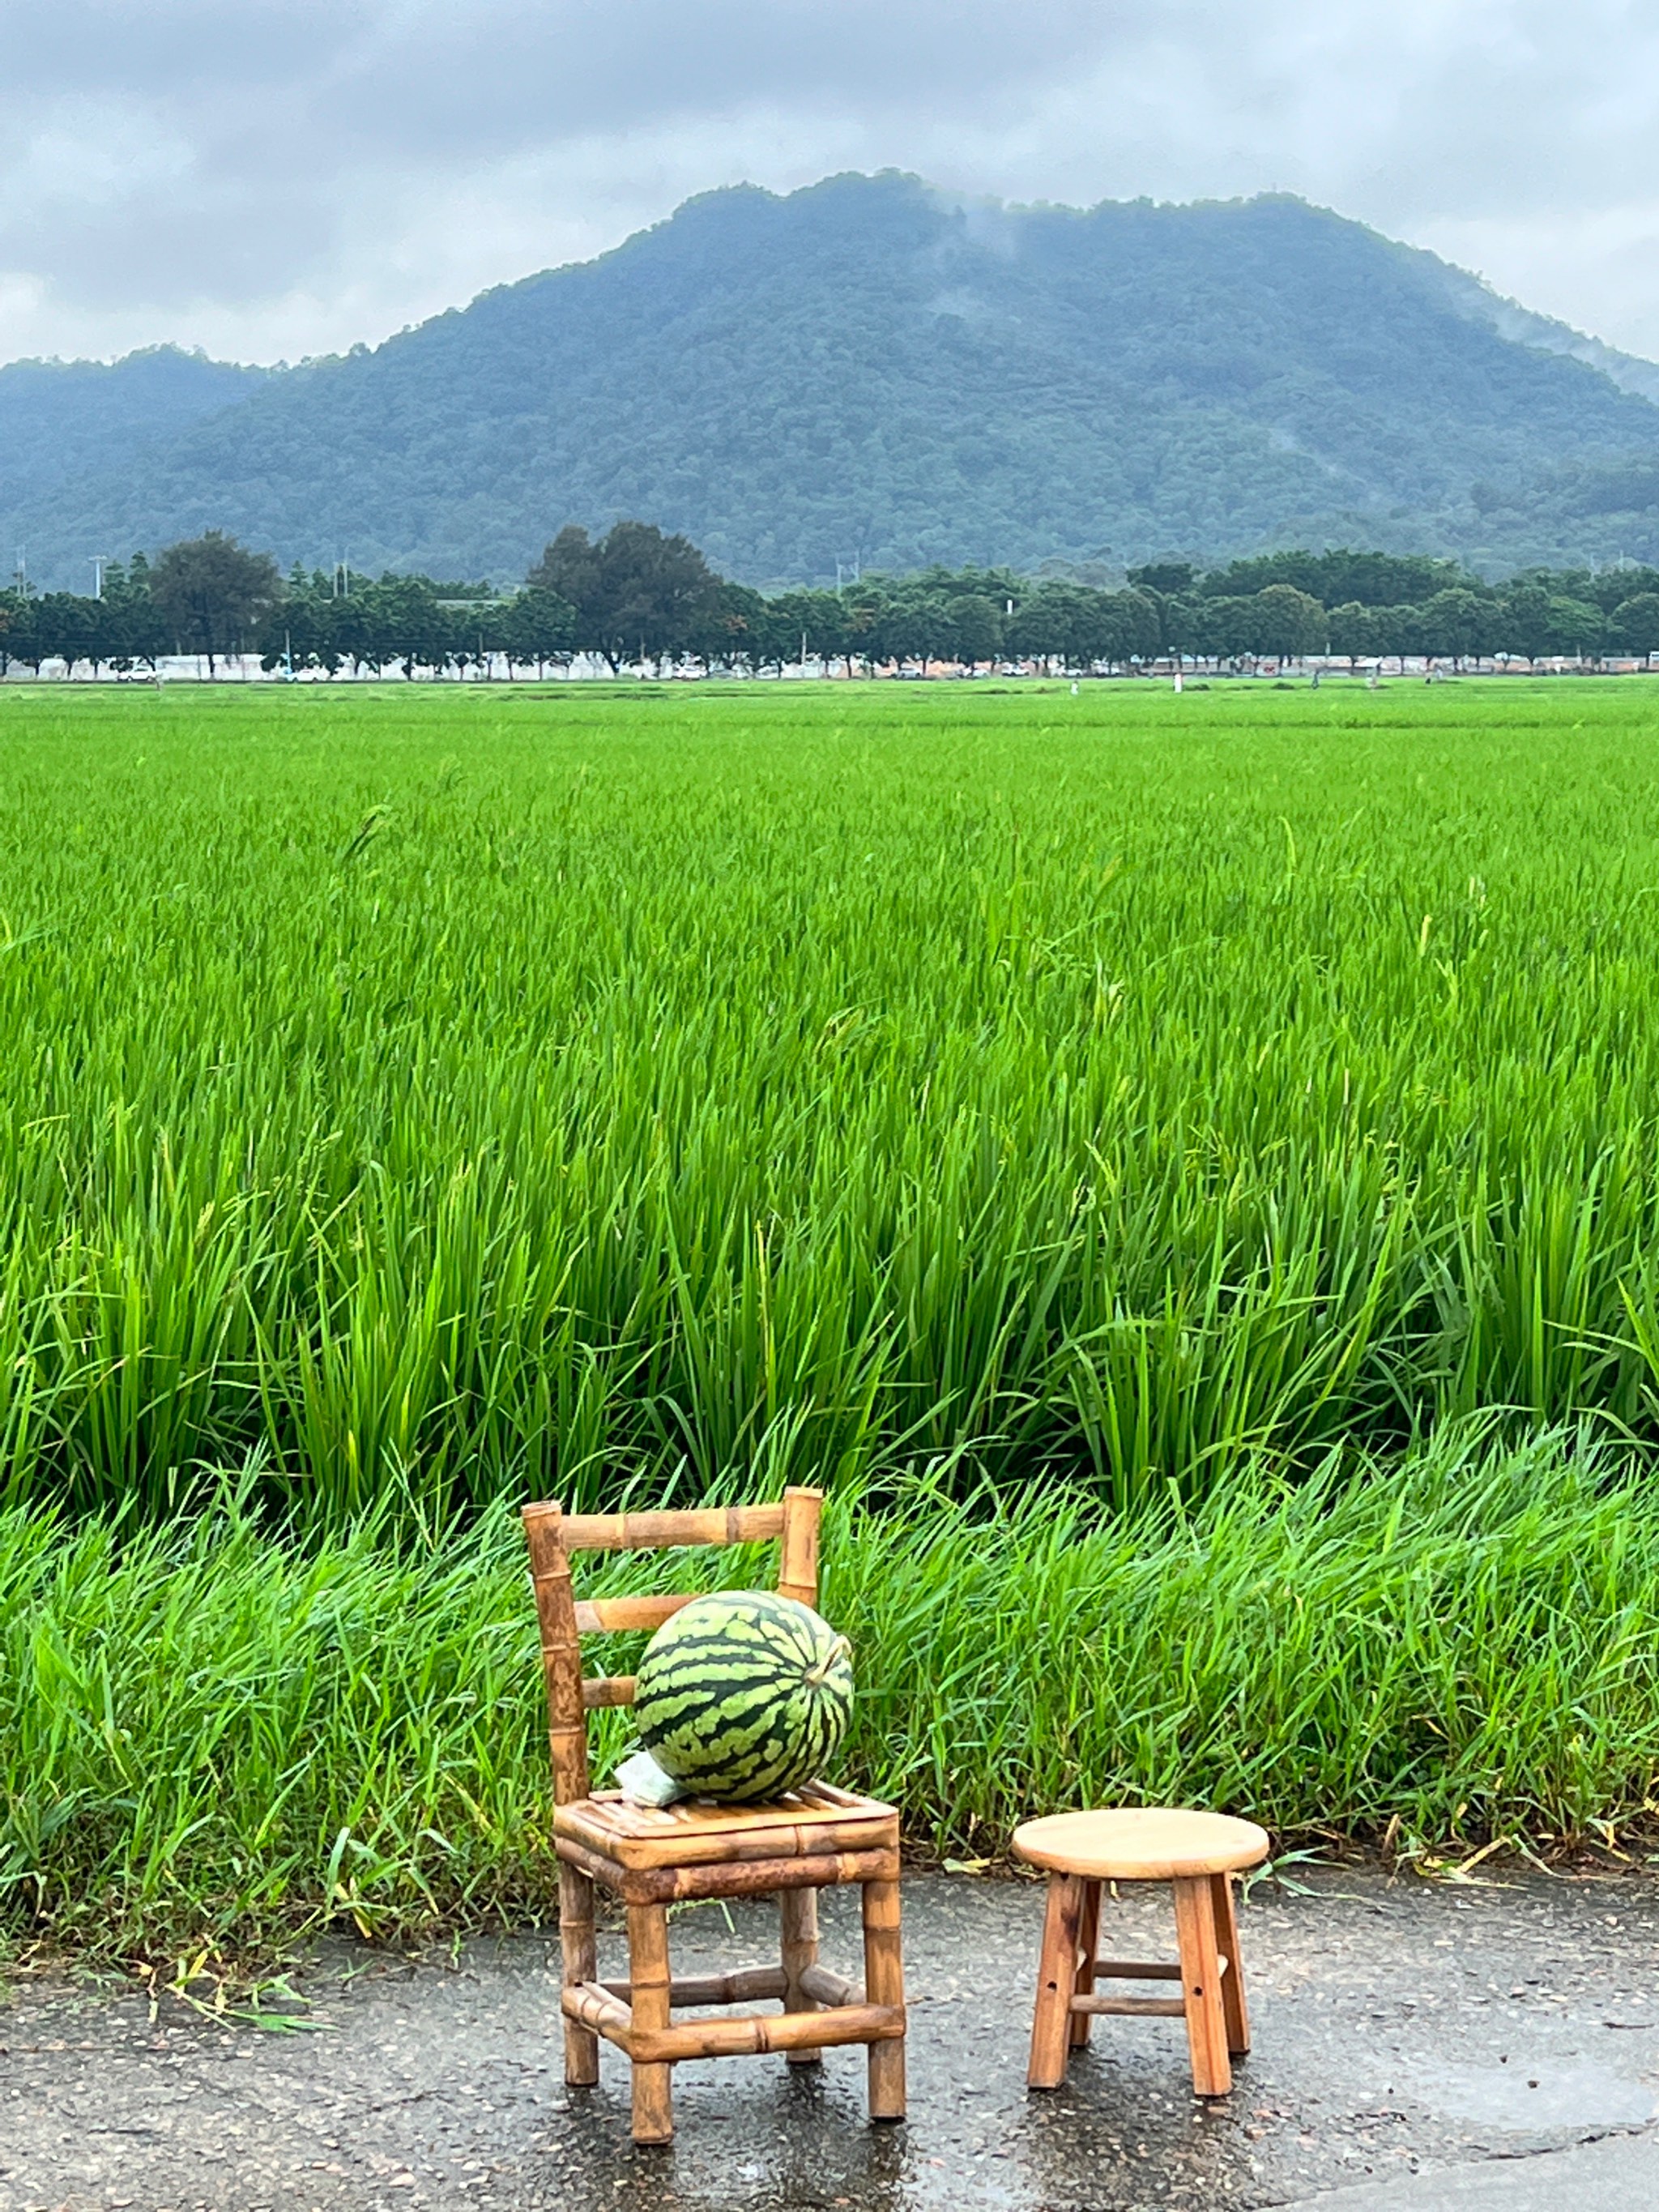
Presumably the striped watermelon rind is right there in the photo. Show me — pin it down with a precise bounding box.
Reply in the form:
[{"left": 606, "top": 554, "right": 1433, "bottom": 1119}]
[{"left": 632, "top": 1590, "right": 854, "bottom": 1802}]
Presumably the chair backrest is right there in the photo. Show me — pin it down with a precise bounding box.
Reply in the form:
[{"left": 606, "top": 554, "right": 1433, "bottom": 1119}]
[{"left": 521, "top": 1488, "right": 825, "bottom": 1806}]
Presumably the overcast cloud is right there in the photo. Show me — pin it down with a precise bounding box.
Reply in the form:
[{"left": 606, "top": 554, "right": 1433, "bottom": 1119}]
[{"left": 2, "top": 0, "right": 1657, "bottom": 367}]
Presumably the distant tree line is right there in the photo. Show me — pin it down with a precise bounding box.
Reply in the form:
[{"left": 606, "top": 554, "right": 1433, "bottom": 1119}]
[
  {"left": 1131, "top": 551, "right": 1659, "bottom": 667},
  {"left": 2, "top": 526, "right": 1657, "bottom": 679}
]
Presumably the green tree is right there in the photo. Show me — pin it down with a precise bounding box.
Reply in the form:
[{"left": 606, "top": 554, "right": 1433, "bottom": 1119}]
[
  {"left": 883, "top": 589, "right": 958, "bottom": 672},
  {"left": 1158, "top": 592, "right": 1208, "bottom": 662},
  {"left": 258, "top": 566, "right": 344, "bottom": 676},
  {"left": 527, "top": 521, "right": 722, "bottom": 673},
  {"left": 1204, "top": 550, "right": 1461, "bottom": 608},
  {"left": 771, "top": 588, "right": 846, "bottom": 673},
  {"left": 840, "top": 588, "right": 889, "bottom": 677},
  {"left": 951, "top": 592, "right": 1003, "bottom": 669},
  {"left": 1004, "top": 583, "right": 1077, "bottom": 672},
  {"left": 1247, "top": 584, "right": 1326, "bottom": 662},
  {"left": 1104, "top": 588, "right": 1162, "bottom": 667},
  {"left": 1497, "top": 583, "right": 1553, "bottom": 664},
  {"left": 1371, "top": 603, "right": 1427, "bottom": 660},
  {"left": 1610, "top": 593, "right": 1659, "bottom": 658},
  {"left": 356, "top": 574, "right": 458, "bottom": 678},
  {"left": 0, "top": 589, "right": 44, "bottom": 673},
  {"left": 1193, "top": 596, "right": 1260, "bottom": 665},
  {"left": 1545, "top": 596, "right": 1606, "bottom": 662},
  {"left": 1128, "top": 562, "right": 1197, "bottom": 596},
  {"left": 1419, "top": 587, "right": 1498, "bottom": 666},
  {"left": 1327, "top": 601, "right": 1382, "bottom": 666},
  {"left": 103, "top": 556, "right": 169, "bottom": 672},
  {"left": 500, "top": 587, "right": 577, "bottom": 677},
  {"left": 1584, "top": 566, "right": 1659, "bottom": 615},
  {"left": 35, "top": 591, "right": 108, "bottom": 677},
  {"left": 149, "top": 531, "right": 281, "bottom": 674},
  {"left": 682, "top": 581, "right": 768, "bottom": 673}
]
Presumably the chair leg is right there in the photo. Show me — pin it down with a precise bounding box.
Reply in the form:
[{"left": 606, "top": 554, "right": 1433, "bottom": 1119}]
[
  {"left": 780, "top": 1886, "right": 821, "bottom": 2067},
  {"left": 1068, "top": 1877, "right": 1102, "bottom": 2049},
  {"left": 625, "top": 1902, "right": 675, "bottom": 2145},
  {"left": 1027, "top": 1871, "right": 1085, "bottom": 2089},
  {"left": 860, "top": 1877, "right": 906, "bottom": 2122},
  {"left": 1209, "top": 1870, "right": 1251, "bottom": 2057},
  {"left": 558, "top": 1862, "right": 600, "bottom": 2087},
  {"left": 1171, "top": 1875, "right": 1231, "bottom": 2097}
]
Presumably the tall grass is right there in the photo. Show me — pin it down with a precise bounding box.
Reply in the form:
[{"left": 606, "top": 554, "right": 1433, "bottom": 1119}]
[
  {"left": 3, "top": 679, "right": 1659, "bottom": 1516},
  {"left": 5, "top": 1424, "right": 1657, "bottom": 1961}
]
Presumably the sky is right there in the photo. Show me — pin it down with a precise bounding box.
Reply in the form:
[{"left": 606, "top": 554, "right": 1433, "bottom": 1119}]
[{"left": 3, "top": 0, "right": 1658, "bottom": 370}]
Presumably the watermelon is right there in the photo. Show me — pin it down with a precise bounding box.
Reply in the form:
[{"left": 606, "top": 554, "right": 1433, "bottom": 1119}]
[{"left": 632, "top": 1590, "right": 854, "bottom": 1802}]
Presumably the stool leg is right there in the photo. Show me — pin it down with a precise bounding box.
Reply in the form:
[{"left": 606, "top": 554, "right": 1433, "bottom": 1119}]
[
  {"left": 1171, "top": 1875, "right": 1231, "bottom": 2097},
  {"left": 558, "top": 1861, "right": 600, "bottom": 2087},
  {"left": 1027, "top": 1872, "right": 1085, "bottom": 2089},
  {"left": 781, "top": 1885, "right": 821, "bottom": 2066},
  {"left": 861, "top": 1877, "right": 906, "bottom": 2121},
  {"left": 1210, "top": 1870, "right": 1251, "bottom": 2057},
  {"left": 625, "top": 1902, "right": 674, "bottom": 2145},
  {"left": 1068, "top": 1878, "right": 1102, "bottom": 2048}
]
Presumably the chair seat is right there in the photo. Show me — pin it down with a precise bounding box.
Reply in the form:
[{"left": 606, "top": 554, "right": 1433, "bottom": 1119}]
[
  {"left": 1012, "top": 1808, "right": 1269, "bottom": 1882},
  {"left": 557, "top": 1779, "right": 898, "bottom": 1873}
]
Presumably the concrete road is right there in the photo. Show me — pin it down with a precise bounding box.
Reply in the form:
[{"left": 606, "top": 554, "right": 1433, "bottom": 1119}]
[
  {"left": 1285, "top": 2126, "right": 1659, "bottom": 2208},
  {"left": 3, "top": 1865, "right": 1657, "bottom": 2211}
]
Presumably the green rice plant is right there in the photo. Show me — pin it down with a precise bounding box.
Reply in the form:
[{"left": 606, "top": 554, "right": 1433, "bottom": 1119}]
[
  {"left": 2, "top": 678, "right": 1659, "bottom": 1516},
  {"left": 5, "top": 1423, "right": 1659, "bottom": 1962}
]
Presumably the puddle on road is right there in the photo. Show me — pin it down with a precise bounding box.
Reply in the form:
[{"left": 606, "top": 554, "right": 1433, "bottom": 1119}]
[{"left": 1411, "top": 2059, "right": 1656, "bottom": 2133}]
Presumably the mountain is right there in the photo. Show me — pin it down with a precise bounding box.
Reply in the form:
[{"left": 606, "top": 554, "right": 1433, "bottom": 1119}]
[
  {"left": 0, "top": 347, "right": 270, "bottom": 573},
  {"left": 6, "top": 175, "right": 1659, "bottom": 587}
]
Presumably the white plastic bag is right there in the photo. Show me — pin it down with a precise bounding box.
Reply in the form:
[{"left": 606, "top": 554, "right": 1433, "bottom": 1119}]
[{"left": 616, "top": 1747, "right": 688, "bottom": 1807}]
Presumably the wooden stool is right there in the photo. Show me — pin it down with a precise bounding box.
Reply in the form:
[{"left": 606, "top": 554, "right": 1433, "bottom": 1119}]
[{"left": 1013, "top": 1808, "right": 1269, "bottom": 2098}]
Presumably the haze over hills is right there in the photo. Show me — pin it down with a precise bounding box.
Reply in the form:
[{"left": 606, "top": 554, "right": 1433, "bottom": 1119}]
[{"left": 6, "top": 173, "right": 1659, "bottom": 590}]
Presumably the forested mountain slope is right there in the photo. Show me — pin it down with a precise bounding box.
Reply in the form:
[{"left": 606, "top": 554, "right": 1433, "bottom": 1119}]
[
  {"left": 7, "top": 176, "right": 1659, "bottom": 586},
  {"left": 0, "top": 348, "right": 268, "bottom": 537}
]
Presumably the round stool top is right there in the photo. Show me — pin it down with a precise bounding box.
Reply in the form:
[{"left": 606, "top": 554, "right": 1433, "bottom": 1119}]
[{"left": 1012, "top": 1808, "right": 1269, "bottom": 1881}]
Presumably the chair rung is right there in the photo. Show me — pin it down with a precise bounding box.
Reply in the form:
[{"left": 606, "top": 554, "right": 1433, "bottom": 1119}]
[
  {"left": 564, "top": 1979, "right": 633, "bottom": 2039},
  {"left": 582, "top": 1675, "right": 638, "bottom": 1709},
  {"left": 800, "top": 1962, "right": 864, "bottom": 2007},
  {"left": 1092, "top": 1954, "right": 1229, "bottom": 1981},
  {"left": 633, "top": 2004, "right": 904, "bottom": 2065},
  {"left": 592, "top": 1962, "right": 865, "bottom": 2009},
  {"left": 1071, "top": 1995, "right": 1188, "bottom": 2018},
  {"left": 599, "top": 1966, "right": 787, "bottom": 2008},
  {"left": 557, "top": 1505, "right": 788, "bottom": 1552},
  {"left": 575, "top": 1593, "right": 689, "bottom": 1633}
]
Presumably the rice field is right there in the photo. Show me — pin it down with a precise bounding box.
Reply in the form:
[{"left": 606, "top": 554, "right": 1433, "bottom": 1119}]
[
  {"left": 3, "top": 675, "right": 1659, "bottom": 1519},
  {"left": 9, "top": 672, "right": 1659, "bottom": 1958}
]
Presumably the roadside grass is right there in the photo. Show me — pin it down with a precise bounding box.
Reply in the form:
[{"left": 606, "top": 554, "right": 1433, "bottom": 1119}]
[
  {"left": 2, "top": 679, "right": 1659, "bottom": 1517},
  {"left": 5, "top": 1421, "right": 1657, "bottom": 1966}
]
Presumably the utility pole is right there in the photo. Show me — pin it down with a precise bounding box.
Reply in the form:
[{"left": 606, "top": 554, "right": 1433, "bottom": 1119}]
[
  {"left": 13, "top": 548, "right": 25, "bottom": 594},
  {"left": 88, "top": 556, "right": 109, "bottom": 600}
]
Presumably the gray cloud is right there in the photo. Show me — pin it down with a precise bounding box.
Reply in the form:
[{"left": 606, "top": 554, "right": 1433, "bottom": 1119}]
[{"left": 2, "top": 1, "right": 1657, "bottom": 365}]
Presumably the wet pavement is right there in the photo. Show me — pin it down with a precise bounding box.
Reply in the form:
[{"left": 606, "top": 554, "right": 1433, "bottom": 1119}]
[{"left": 2, "top": 1866, "right": 1658, "bottom": 2211}]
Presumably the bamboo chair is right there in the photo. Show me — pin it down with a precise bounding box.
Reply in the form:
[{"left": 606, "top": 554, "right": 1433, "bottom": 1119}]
[{"left": 522, "top": 1485, "right": 906, "bottom": 2146}]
